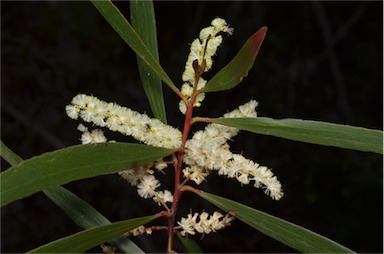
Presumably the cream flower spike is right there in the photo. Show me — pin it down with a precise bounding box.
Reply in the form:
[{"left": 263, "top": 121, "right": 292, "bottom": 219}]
[
  {"left": 177, "top": 211, "right": 234, "bottom": 236},
  {"left": 66, "top": 94, "right": 182, "bottom": 149},
  {"left": 183, "top": 100, "right": 284, "bottom": 200},
  {"left": 179, "top": 18, "right": 233, "bottom": 114}
]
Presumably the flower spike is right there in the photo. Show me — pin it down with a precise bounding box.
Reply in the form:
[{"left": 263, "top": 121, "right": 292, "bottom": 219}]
[{"left": 179, "top": 18, "right": 233, "bottom": 114}]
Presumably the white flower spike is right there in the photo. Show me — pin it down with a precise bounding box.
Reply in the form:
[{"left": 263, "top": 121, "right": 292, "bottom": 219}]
[
  {"left": 178, "top": 211, "right": 234, "bottom": 236},
  {"left": 183, "top": 100, "right": 284, "bottom": 200},
  {"left": 179, "top": 18, "right": 233, "bottom": 114},
  {"left": 66, "top": 94, "right": 182, "bottom": 149}
]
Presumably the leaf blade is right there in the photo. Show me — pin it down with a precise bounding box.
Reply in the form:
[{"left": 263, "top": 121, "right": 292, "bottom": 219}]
[
  {"left": 202, "top": 27, "right": 267, "bottom": 93},
  {"left": 196, "top": 190, "right": 355, "bottom": 253},
  {"left": 0, "top": 141, "right": 143, "bottom": 253},
  {"left": 0, "top": 142, "right": 174, "bottom": 206},
  {"left": 176, "top": 232, "right": 203, "bottom": 253},
  {"left": 130, "top": 0, "right": 167, "bottom": 123},
  {"left": 44, "top": 186, "right": 144, "bottom": 253},
  {"left": 1, "top": 140, "right": 23, "bottom": 166},
  {"left": 28, "top": 215, "right": 157, "bottom": 253},
  {"left": 211, "top": 117, "right": 383, "bottom": 154},
  {"left": 90, "top": 0, "right": 179, "bottom": 94}
]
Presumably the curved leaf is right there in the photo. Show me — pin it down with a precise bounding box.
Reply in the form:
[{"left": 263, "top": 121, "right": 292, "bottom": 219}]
[
  {"left": 203, "top": 27, "right": 267, "bottom": 93},
  {"left": 1, "top": 141, "right": 144, "bottom": 253},
  {"left": 1, "top": 140, "right": 22, "bottom": 166},
  {"left": 90, "top": 0, "right": 179, "bottom": 94},
  {"left": 130, "top": 0, "right": 166, "bottom": 123},
  {"left": 28, "top": 214, "right": 158, "bottom": 253},
  {"left": 211, "top": 117, "right": 383, "bottom": 154},
  {"left": 45, "top": 186, "right": 144, "bottom": 253},
  {"left": 0, "top": 142, "right": 174, "bottom": 206},
  {"left": 195, "top": 190, "right": 355, "bottom": 253},
  {"left": 176, "top": 232, "right": 203, "bottom": 253},
  {"left": 0, "top": 141, "right": 143, "bottom": 253}
]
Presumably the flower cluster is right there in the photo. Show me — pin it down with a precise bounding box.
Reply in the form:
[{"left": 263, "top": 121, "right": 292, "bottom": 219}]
[
  {"left": 179, "top": 18, "right": 233, "bottom": 114},
  {"left": 119, "top": 163, "right": 173, "bottom": 206},
  {"left": 177, "top": 211, "right": 234, "bottom": 236},
  {"left": 66, "top": 94, "right": 182, "bottom": 149},
  {"left": 183, "top": 100, "right": 283, "bottom": 200},
  {"left": 76, "top": 123, "right": 107, "bottom": 144},
  {"left": 72, "top": 119, "right": 174, "bottom": 206},
  {"left": 125, "top": 225, "right": 153, "bottom": 237}
]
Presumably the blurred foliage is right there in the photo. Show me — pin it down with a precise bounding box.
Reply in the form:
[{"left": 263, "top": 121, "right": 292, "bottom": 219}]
[{"left": 1, "top": 1, "right": 382, "bottom": 253}]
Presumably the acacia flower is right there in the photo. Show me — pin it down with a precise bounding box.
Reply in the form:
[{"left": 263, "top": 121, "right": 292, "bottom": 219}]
[
  {"left": 126, "top": 225, "right": 152, "bottom": 237},
  {"left": 183, "top": 100, "right": 284, "bottom": 200},
  {"left": 179, "top": 18, "right": 233, "bottom": 114},
  {"left": 76, "top": 124, "right": 107, "bottom": 144},
  {"left": 177, "top": 213, "right": 198, "bottom": 236},
  {"left": 119, "top": 167, "right": 153, "bottom": 187},
  {"left": 178, "top": 211, "right": 234, "bottom": 236},
  {"left": 66, "top": 94, "right": 182, "bottom": 149},
  {"left": 137, "top": 174, "right": 160, "bottom": 199},
  {"left": 119, "top": 164, "right": 173, "bottom": 204},
  {"left": 153, "top": 190, "right": 174, "bottom": 206}
]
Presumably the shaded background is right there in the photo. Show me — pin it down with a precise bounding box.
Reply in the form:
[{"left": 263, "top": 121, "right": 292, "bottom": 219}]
[{"left": 1, "top": 1, "right": 382, "bottom": 253}]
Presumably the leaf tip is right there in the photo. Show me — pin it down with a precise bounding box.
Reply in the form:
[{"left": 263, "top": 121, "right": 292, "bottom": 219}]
[{"left": 249, "top": 26, "right": 268, "bottom": 52}]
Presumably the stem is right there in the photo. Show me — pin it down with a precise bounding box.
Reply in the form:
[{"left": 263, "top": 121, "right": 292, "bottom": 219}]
[
  {"left": 192, "top": 116, "right": 212, "bottom": 124},
  {"left": 166, "top": 86, "right": 201, "bottom": 253},
  {"left": 166, "top": 58, "right": 205, "bottom": 252}
]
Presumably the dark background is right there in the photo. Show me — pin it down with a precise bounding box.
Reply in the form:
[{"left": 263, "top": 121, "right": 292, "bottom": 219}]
[{"left": 1, "top": 1, "right": 382, "bottom": 253}]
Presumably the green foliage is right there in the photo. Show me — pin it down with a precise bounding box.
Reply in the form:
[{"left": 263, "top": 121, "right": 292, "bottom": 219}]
[
  {"left": 130, "top": 0, "right": 166, "bottom": 123},
  {"left": 0, "top": 142, "right": 173, "bottom": 206},
  {"left": 176, "top": 232, "right": 203, "bottom": 253},
  {"left": 44, "top": 186, "right": 144, "bottom": 253},
  {"left": 90, "top": 0, "right": 179, "bottom": 94},
  {"left": 1, "top": 141, "right": 144, "bottom": 253},
  {"left": 196, "top": 190, "right": 355, "bottom": 253},
  {"left": 28, "top": 215, "right": 157, "bottom": 253},
  {"left": 0, "top": 140, "right": 22, "bottom": 166},
  {"left": 211, "top": 117, "right": 383, "bottom": 154},
  {"left": 203, "top": 27, "right": 267, "bottom": 93}
]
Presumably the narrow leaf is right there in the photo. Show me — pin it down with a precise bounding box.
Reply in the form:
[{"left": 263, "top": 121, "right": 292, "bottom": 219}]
[
  {"left": 45, "top": 186, "right": 144, "bottom": 253},
  {"left": 1, "top": 140, "right": 22, "bottom": 166},
  {"left": 90, "top": 0, "right": 179, "bottom": 95},
  {"left": 211, "top": 117, "right": 383, "bottom": 154},
  {"left": 196, "top": 190, "right": 355, "bottom": 253},
  {"left": 130, "top": 0, "right": 167, "bottom": 123},
  {"left": 0, "top": 141, "right": 143, "bottom": 253},
  {"left": 203, "top": 27, "right": 267, "bottom": 93},
  {"left": 28, "top": 214, "right": 157, "bottom": 253},
  {"left": 0, "top": 142, "right": 174, "bottom": 206},
  {"left": 176, "top": 232, "right": 203, "bottom": 253}
]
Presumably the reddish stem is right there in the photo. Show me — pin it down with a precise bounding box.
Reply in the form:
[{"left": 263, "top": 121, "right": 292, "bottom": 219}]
[{"left": 166, "top": 86, "right": 200, "bottom": 253}]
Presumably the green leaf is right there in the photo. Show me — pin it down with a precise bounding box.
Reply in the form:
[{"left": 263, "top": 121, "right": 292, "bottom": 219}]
[
  {"left": 44, "top": 186, "right": 144, "bottom": 253},
  {"left": 130, "top": 0, "right": 166, "bottom": 123},
  {"left": 28, "top": 214, "right": 157, "bottom": 253},
  {"left": 90, "top": 0, "right": 179, "bottom": 95},
  {"left": 0, "top": 141, "right": 143, "bottom": 253},
  {"left": 1, "top": 140, "right": 23, "bottom": 166},
  {"left": 176, "top": 232, "right": 203, "bottom": 253},
  {"left": 195, "top": 190, "right": 355, "bottom": 253},
  {"left": 202, "top": 27, "right": 267, "bottom": 93},
  {"left": 211, "top": 117, "right": 383, "bottom": 154},
  {"left": 0, "top": 142, "right": 174, "bottom": 206}
]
